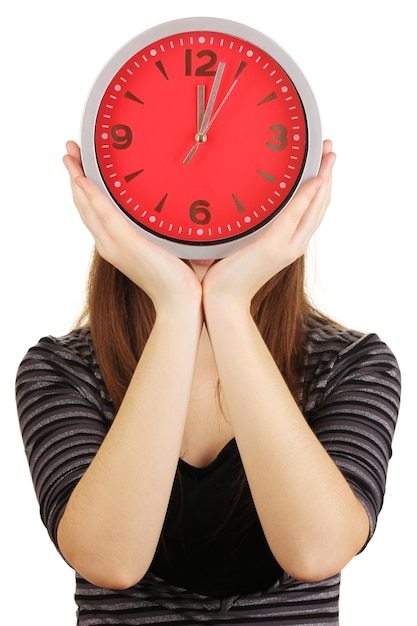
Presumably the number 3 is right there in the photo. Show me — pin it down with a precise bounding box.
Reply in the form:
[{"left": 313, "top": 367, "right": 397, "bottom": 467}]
[{"left": 266, "top": 124, "right": 288, "bottom": 151}]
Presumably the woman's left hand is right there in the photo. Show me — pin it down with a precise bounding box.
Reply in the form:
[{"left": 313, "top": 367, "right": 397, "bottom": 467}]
[{"left": 203, "top": 140, "right": 336, "bottom": 308}]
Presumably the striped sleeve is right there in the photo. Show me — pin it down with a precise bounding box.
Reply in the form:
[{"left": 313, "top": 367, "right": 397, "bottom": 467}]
[
  {"left": 306, "top": 331, "right": 401, "bottom": 541},
  {"left": 15, "top": 330, "right": 113, "bottom": 550}
]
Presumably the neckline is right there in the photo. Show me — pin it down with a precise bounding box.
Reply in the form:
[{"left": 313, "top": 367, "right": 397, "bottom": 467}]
[{"left": 178, "top": 438, "right": 237, "bottom": 474}]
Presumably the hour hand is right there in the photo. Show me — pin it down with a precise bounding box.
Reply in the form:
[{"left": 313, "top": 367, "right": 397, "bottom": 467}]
[
  {"left": 183, "top": 85, "right": 207, "bottom": 165},
  {"left": 197, "top": 84, "right": 205, "bottom": 132}
]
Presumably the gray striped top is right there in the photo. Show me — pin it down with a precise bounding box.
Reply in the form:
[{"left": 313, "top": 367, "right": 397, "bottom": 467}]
[{"left": 16, "top": 316, "right": 400, "bottom": 625}]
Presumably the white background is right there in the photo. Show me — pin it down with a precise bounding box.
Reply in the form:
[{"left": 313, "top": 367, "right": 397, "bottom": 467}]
[{"left": 1, "top": 1, "right": 415, "bottom": 623}]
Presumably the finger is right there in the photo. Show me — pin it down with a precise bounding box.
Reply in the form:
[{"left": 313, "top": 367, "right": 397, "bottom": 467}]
[
  {"left": 291, "top": 151, "right": 336, "bottom": 247},
  {"left": 283, "top": 175, "right": 325, "bottom": 228},
  {"left": 66, "top": 140, "right": 81, "bottom": 158},
  {"left": 70, "top": 175, "right": 118, "bottom": 240},
  {"left": 62, "top": 156, "right": 95, "bottom": 223},
  {"left": 322, "top": 138, "right": 333, "bottom": 156},
  {"left": 62, "top": 148, "right": 113, "bottom": 242},
  {"left": 63, "top": 153, "right": 84, "bottom": 181},
  {"left": 284, "top": 141, "right": 335, "bottom": 228},
  {"left": 317, "top": 145, "right": 336, "bottom": 180}
]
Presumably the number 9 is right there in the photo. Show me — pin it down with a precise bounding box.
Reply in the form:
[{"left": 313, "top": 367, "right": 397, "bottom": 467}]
[{"left": 111, "top": 124, "right": 133, "bottom": 150}]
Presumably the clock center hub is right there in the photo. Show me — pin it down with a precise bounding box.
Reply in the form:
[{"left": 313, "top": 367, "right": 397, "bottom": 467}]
[{"left": 195, "top": 133, "right": 208, "bottom": 144}]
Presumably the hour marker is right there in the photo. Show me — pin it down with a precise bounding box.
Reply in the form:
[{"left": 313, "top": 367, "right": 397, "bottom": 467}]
[
  {"left": 124, "top": 169, "right": 144, "bottom": 183},
  {"left": 258, "top": 92, "right": 278, "bottom": 105},
  {"left": 155, "top": 60, "right": 169, "bottom": 79},
  {"left": 124, "top": 91, "right": 144, "bottom": 104},
  {"left": 256, "top": 169, "right": 276, "bottom": 183},
  {"left": 233, "top": 60, "right": 247, "bottom": 81},
  {"left": 154, "top": 193, "right": 168, "bottom": 213},
  {"left": 232, "top": 194, "right": 246, "bottom": 214}
]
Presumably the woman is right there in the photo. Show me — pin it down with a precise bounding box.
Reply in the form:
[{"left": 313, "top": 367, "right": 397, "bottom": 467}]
[{"left": 16, "top": 139, "right": 400, "bottom": 624}]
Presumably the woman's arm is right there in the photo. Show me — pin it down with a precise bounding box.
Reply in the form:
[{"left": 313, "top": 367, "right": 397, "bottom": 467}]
[
  {"left": 58, "top": 143, "right": 202, "bottom": 589},
  {"left": 203, "top": 142, "right": 370, "bottom": 582}
]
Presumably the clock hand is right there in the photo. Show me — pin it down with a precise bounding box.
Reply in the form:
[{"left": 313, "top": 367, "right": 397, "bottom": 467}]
[
  {"left": 197, "top": 84, "right": 205, "bottom": 131},
  {"left": 198, "top": 62, "right": 225, "bottom": 134},
  {"left": 183, "top": 85, "right": 208, "bottom": 164},
  {"left": 183, "top": 62, "right": 225, "bottom": 164},
  {"left": 204, "top": 78, "right": 238, "bottom": 133}
]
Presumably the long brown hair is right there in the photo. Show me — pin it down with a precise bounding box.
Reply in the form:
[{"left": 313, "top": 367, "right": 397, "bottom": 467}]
[{"left": 80, "top": 249, "right": 317, "bottom": 411}]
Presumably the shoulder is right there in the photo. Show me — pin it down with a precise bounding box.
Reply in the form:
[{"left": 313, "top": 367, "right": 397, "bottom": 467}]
[
  {"left": 303, "top": 315, "right": 401, "bottom": 410},
  {"left": 16, "top": 327, "right": 112, "bottom": 411},
  {"left": 17, "top": 327, "right": 97, "bottom": 377},
  {"left": 21, "top": 326, "right": 95, "bottom": 361},
  {"left": 304, "top": 314, "right": 400, "bottom": 374}
]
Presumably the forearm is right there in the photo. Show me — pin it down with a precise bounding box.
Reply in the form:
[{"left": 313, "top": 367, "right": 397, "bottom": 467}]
[
  {"left": 57, "top": 305, "right": 202, "bottom": 589},
  {"left": 204, "top": 299, "right": 369, "bottom": 581}
]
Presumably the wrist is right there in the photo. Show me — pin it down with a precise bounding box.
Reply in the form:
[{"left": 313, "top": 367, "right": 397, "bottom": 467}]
[
  {"left": 202, "top": 272, "right": 252, "bottom": 319},
  {"left": 203, "top": 287, "right": 252, "bottom": 332},
  {"left": 150, "top": 263, "right": 203, "bottom": 318},
  {"left": 155, "top": 291, "right": 202, "bottom": 323}
]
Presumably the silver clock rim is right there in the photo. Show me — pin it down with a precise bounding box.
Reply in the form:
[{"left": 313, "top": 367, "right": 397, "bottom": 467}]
[{"left": 80, "top": 16, "right": 322, "bottom": 260}]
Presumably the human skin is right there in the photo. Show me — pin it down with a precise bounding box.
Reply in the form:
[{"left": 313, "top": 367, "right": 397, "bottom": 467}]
[{"left": 59, "top": 140, "right": 368, "bottom": 589}]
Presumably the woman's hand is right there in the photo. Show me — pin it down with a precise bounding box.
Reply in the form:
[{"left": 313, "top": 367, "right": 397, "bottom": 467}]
[
  {"left": 203, "top": 140, "right": 336, "bottom": 308},
  {"left": 63, "top": 141, "right": 202, "bottom": 314}
]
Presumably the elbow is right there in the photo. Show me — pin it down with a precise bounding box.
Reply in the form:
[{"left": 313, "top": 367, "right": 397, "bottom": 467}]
[
  {"left": 84, "top": 568, "right": 147, "bottom": 591},
  {"left": 58, "top": 525, "right": 150, "bottom": 590},
  {"left": 273, "top": 544, "right": 356, "bottom": 583},
  {"left": 66, "top": 553, "right": 149, "bottom": 590},
  {"left": 284, "top": 556, "right": 343, "bottom": 583},
  {"left": 271, "top": 515, "right": 370, "bottom": 583}
]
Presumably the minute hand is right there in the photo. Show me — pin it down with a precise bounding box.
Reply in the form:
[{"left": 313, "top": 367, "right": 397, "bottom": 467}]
[{"left": 198, "top": 62, "right": 226, "bottom": 134}]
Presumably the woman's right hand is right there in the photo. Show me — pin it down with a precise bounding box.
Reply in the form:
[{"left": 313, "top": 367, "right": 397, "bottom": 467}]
[{"left": 63, "top": 141, "right": 202, "bottom": 313}]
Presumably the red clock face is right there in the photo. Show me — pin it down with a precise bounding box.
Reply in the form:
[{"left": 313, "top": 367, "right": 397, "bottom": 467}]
[{"left": 82, "top": 19, "right": 321, "bottom": 258}]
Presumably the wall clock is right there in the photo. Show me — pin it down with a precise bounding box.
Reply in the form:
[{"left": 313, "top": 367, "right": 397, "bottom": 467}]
[{"left": 81, "top": 17, "right": 322, "bottom": 259}]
